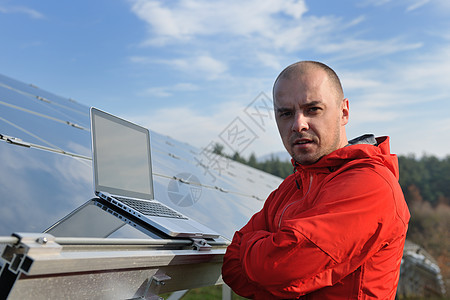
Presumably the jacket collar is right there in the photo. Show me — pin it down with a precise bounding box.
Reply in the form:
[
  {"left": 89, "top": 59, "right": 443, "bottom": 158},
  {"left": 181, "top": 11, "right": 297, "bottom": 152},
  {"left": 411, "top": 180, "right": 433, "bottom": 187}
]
[
  {"left": 291, "top": 135, "right": 398, "bottom": 179},
  {"left": 347, "top": 134, "right": 377, "bottom": 146}
]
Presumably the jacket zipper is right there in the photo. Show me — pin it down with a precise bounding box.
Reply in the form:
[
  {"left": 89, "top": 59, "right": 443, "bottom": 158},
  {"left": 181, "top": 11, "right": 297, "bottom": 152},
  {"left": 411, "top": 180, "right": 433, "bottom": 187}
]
[{"left": 278, "top": 174, "right": 313, "bottom": 229}]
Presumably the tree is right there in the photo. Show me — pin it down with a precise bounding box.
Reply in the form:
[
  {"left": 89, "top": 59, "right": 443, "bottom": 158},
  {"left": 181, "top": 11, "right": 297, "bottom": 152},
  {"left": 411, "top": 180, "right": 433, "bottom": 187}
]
[{"left": 212, "top": 143, "right": 225, "bottom": 156}]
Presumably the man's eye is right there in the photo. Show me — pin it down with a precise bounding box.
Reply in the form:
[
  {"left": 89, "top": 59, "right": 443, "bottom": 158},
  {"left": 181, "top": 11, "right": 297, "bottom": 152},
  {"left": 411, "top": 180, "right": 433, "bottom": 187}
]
[
  {"left": 308, "top": 107, "right": 321, "bottom": 113},
  {"left": 279, "top": 111, "right": 293, "bottom": 118}
]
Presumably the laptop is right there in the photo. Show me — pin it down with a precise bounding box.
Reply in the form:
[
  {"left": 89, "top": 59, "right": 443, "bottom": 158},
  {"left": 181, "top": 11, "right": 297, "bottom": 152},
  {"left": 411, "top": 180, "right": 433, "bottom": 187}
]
[{"left": 90, "top": 107, "right": 220, "bottom": 239}]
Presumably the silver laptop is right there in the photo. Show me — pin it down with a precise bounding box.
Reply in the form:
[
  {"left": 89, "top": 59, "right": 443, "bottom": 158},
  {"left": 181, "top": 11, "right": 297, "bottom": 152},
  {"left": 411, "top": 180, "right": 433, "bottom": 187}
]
[{"left": 90, "top": 107, "right": 220, "bottom": 239}]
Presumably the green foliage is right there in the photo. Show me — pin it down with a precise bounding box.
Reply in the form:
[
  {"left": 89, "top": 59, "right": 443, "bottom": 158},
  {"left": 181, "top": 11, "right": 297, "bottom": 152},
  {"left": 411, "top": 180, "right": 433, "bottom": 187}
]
[
  {"left": 255, "top": 154, "right": 293, "bottom": 179},
  {"left": 211, "top": 143, "right": 225, "bottom": 156},
  {"left": 398, "top": 154, "right": 450, "bottom": 207},
  {"left": 180, "top": 285, "right": 246, "bottom": 299},
  {"left": 227, "top": 152, "right": 293, "bottom": 179}
]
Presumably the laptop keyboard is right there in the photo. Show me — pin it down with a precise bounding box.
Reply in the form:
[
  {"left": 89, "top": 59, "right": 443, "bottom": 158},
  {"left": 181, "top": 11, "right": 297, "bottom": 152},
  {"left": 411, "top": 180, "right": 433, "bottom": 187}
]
[{"left": 114, "top": 197, "right": 187, "bottom": 219}]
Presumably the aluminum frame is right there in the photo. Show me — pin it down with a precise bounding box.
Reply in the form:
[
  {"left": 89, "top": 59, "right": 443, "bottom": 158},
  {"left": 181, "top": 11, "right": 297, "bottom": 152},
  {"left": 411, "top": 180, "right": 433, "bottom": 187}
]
[{"left": 1, "top": 233, "right": 228, "bottom": 299}]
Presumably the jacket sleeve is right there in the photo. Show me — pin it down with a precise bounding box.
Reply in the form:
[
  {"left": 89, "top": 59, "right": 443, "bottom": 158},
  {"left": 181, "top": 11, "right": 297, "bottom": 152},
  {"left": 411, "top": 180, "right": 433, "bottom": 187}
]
[
  {"left": 222, "top": 167, "right": 405, "bottom": 299},
  {"left": 222, "top": 190, "right": 283, "bottom": 299}
]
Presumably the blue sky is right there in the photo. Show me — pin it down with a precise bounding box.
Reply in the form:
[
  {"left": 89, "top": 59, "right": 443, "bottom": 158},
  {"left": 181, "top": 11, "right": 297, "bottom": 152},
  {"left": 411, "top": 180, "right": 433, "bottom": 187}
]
[{"left": 1, "top": 0, "right": 450, "bottom": 159}]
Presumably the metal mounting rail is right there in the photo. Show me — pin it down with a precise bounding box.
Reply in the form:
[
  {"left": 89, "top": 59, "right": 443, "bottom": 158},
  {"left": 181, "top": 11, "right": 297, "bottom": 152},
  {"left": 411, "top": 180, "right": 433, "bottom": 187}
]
[{"left": 0, "top": 233, "right": 229, "bottom": 299}]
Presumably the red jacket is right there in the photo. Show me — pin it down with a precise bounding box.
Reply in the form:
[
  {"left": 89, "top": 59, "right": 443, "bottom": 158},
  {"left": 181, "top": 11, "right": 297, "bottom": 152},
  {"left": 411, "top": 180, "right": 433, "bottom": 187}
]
[{"left": 222, "top": 136, "right": 410, "bottom": 299}]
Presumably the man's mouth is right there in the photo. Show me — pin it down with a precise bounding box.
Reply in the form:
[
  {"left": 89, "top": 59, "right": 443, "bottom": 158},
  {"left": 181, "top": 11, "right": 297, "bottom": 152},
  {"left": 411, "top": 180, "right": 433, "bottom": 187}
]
[{"left": 293, "top": 138, "right": 313, "bottom": 145}]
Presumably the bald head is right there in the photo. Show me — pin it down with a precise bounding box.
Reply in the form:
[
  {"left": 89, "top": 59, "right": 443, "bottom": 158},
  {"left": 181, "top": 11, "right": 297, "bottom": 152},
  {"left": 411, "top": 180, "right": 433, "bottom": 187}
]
[
  {"left": 272, "top": 60, "right": 349, "bottom": 164},
  {"left": 273, "top": 61, "right": 344, "bottom": 102}
]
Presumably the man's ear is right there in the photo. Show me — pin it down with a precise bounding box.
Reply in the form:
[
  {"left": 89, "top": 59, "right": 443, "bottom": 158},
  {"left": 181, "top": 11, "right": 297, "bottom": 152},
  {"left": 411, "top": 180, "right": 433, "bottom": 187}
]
[{"left": 341, "top": 98, "right": 349, "bottom": 125}]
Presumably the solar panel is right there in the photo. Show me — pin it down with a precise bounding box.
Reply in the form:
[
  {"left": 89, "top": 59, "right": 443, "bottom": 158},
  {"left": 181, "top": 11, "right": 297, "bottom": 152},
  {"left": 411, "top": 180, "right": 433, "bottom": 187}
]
[{"left": 0, "top": 73, "right": 282, "bottom": 239}]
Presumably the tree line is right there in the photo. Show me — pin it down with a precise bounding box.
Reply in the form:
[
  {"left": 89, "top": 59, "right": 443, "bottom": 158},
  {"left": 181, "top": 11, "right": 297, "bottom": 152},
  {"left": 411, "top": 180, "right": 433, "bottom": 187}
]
[
  {"left": 398, "top": 155, "right": 450, "bottom": 207},
  {"left": 214, "top": 143, "right": 450, "bottom": 208}
]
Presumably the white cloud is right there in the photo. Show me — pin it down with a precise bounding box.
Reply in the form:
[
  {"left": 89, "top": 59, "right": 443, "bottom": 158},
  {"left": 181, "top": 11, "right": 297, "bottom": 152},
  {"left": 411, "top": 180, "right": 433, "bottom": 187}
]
[
  {"left": 128, "top": 56, "right": 152, "bottom": 64},
  {"left": 181, "top": 55, "right": 227, "bottom": 78},
  {"left": 319, "top": 38, "right": 423, "bottom": 61},
  {"left": 128, "top": 0, "right": 330, "bottom": 55},
  {"left": 360, "top": 0, "right": 450, "bottom": 13},
  {"left": 127, "top": 99, "right": 283, "bottom": 157},
  {"left": 341, "top": 71, "right": 382, "bottom": 91},
  {"left": 128, "top": 0, "right": 423, "bottom": 66},
  {"left": 130, "top": 53, "right": 228, "bottom": 80},
  {"left": 130, "top": 0, "right": 186, "bottom": 42},
  {"left": 337, "top": 41, "right": 450, "bottom": 157},
  {"left": 138, "top": 86, "right": 172, "bottom": 98},
  {"left": 0, "top": 5, "right": 44, "bottom": 19},
  {"left": 256, "top": 52, "right": 284, "bottom": 71},
  {"left": 396, "top": 48, "right": 450, "bottom": 94},
  {"left": 130, "top": 0, "right": 308, "bottom": 44},
  {"left": 406, "top": 0, "right": 431, "bottom": 12},
  {"left": 124, "top": 0, "right": 450, "bottom": 158},
  {"left": 163, "top": 55, "right": 228, "bottom": 79},
  {"left": 137, "top": 82, "right": 199, "bottom": 98},
  {"left": 434, "top": 0, "right": 450, "bottom": 11},
  {"left": 360, "top": 0, "right": 392, "bottom": 6},
  {"left": 130, "top": 103, "right": 244, "bottom": 145},
  {"left": 343, "top": 46, "right": 450, "bottom": 111}
]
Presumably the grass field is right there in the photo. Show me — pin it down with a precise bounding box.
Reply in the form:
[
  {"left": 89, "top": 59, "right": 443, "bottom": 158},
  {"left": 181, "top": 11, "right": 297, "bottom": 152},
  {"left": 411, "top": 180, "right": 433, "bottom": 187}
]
[
  {"left": 162, "top": 285, "right": 448, "bottom": 299},
  {"left": 161, "top": 285, "right": 245, "bottom": 299}
]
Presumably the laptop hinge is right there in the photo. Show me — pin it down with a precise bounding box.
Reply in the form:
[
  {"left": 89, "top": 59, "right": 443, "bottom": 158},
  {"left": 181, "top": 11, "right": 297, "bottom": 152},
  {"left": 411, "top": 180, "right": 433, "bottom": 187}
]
[{"left": 191, "top": 238, "right": 212, "bottom": 251}]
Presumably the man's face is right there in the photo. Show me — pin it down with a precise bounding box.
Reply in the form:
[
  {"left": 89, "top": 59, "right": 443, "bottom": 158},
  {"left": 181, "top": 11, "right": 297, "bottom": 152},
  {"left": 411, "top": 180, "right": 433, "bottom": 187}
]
[{"left": 273, "top": 69, "right": 349, "bottom": 165}]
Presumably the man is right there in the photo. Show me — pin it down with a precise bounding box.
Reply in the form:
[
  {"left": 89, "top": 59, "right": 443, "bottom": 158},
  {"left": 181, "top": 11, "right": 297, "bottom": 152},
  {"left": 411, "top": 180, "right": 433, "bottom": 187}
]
[{"left": 222, "top": 61, "right": 410, "bottom": 299}]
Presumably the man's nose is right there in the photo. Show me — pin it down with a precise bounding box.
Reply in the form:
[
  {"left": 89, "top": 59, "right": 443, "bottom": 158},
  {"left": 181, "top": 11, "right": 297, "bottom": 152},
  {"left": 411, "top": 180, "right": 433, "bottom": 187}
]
[{"left": 292, "top": 112, "right": 309, "bottom": 132}]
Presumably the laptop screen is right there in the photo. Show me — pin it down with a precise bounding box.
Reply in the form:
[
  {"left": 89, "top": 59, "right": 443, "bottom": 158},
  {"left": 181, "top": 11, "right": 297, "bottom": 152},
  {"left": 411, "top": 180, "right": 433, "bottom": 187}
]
[{"left": 91, "top": 108, "right": 154, "bottom": 200}]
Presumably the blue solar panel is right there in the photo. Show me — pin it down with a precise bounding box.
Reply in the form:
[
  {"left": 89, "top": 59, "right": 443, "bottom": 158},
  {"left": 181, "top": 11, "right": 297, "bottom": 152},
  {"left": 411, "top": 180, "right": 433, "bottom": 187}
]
[{"left": 0, "top": 73, "right": 282, "bottom": 239}]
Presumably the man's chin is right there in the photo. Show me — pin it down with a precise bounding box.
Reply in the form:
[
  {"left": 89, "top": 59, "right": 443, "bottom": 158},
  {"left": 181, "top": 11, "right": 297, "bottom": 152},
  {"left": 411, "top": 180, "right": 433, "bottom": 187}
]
[{"left": 291, "top": 152, "right": 321, "bottom": 165}]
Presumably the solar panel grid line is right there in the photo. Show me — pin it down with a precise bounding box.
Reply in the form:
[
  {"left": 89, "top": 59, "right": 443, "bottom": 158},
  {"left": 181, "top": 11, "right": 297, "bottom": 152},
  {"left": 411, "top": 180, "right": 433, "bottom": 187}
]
[
  {"left": 151, "top": 142, "right": 280, "bottom": 183},
  {"left": 0, "top": 132, "right": 91, "bottom": 160},
  {"left": 0, "top": 100, "right": 89, "bottom": 131},
  {"left": 0, "top": 133, "right": 270, "bottom": 202},
  {"left": 1, "top": 118, "right": 278, "bottom": 205},
  {"left": 0, "top": 116, "right": 63, "bottom": 150},
  {"left": 0, "top": 81, "right": 89, "bottom": 125},
  {"left": 0, "top": 82, "right": 88, "bottom": 117},
  {"left": 32, "top": 95, "right": 89, "bottom": 128},
  {"left": 148, "top": 130, "right": 282, "bottom": 186},
  {"left": 152, "top": 149, "right": 281, "bottom": 191},
  {"left": 154, "top": 172, "right": 266, "bottom": 201}
]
